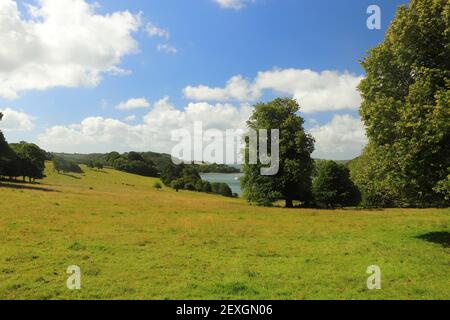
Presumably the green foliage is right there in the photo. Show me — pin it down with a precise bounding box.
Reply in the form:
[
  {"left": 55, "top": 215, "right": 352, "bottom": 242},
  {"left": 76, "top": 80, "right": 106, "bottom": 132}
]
[
  {"left": 0, "top": 132, "right": 15, "bottom": 177},
  {"left": 8, "top": 142, "right": 47, "bottom": 182},
  {"left": 211, "top": 182, "right": 233, "bottom": 197},
  {"left": 87, "top": 160, "right": 104, "bottom": 170},
  {"left": 356, "top": 0, "right": 450, "bottom": 207},
  {"left": 312, "top": 160, "right": 360, "bottom": 208},
  {"left": 105, "top": 152, "right": 121, "bottom": 166},
  {"left": 202, "top": 181, "right": 212, "bottom": 193},
  {"left": 170, "top": 179, "right": 184, "bottom": 192},
  {"left": 195, "top": 180, "right": 204, "bottom": 192},
  {"left": 195, "top": 163, "right": 241, "bottom": 173},
  {"left": 161, "top": 163, "right": 233, "bottom": 197},
  {"left": 160, "top": 162, "right": 183, "bottom": 186},
  {"left": 112, "top": 154, "right": 158, "bottom": 178},
  {"left": 153, "top": 182, "right": 162, "bottom": 189},
  {"left": 184, "top": 183, "right": 196, "bottom": 191},
  {"left": 241, "top": 98, "right": 315, "bottom": 208},
  {"left": 52, "top": 157, "right": 83, "bottom": 174}
]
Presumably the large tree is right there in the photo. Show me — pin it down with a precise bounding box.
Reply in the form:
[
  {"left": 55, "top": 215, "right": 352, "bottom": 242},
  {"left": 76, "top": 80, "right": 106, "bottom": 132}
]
[
  {"left": 355, "top": 0, "right": 450, "bottom": 207},
  {"left": 241, "top": 98, "right": 315, "bottom": 208},
  {"left": 0, "top": 113, "right": 16, "bottom": 178},
  {"left": 10, "top": 142, "right": 47, "bottom": 182}
]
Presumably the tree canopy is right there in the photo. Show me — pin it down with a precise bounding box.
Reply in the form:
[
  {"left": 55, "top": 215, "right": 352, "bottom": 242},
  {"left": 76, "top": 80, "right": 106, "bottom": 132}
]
[
  {"left": 313, "top": 160, "right": 360, "bottom": 208},
  {"left": 353, "top": 0, "right": 450, "bottom": 207},
  {"left": 241, "top": 98, "right": 315, "bottom": 208}
]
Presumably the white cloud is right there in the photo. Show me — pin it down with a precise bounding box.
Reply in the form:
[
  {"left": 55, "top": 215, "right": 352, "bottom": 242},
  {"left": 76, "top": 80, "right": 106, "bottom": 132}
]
[
  {"left": 183, "top": 68, "right": 363, "bottom": 113},
  {"left": 124, "top": 115, "right": 136, "bottom": 122},
  {"left": 0, "top": 0, "right": 141, "bottom": 99},
  {"left": 0, "top": 108, "right": 35, "bottom": 131},
  {"left": 157, "top": 44, "right": 178, "bottom": 54},
  {"left": 145, "top": 22, "right": 169, "bottom": 39},
  {"left": 183, "top": 75, "right": 259, "bottom": 102},
  {"left": 37, "top": 99, "right": 368, "bottom": 159},
  {"left": 309, "top": 114, "right": 367, "bottom": 160},
  {"left": 214, "top": 0, "right": 250, "bottom": 10},
  {"left": 38, "top": 97, "right": 253, "bottom": 154},
  {"left": 115, "top": 98, "right": 150, "bottom": 110}
]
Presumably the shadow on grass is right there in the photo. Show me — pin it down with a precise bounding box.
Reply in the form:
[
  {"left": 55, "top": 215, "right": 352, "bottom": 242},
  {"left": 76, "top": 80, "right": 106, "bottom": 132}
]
[
  {"left": 0, "top": 182, "right": 59, "bottom": 193},
  {"left": 417, "top": 232, "right": 450, "bottom": 248},
  {"left": 93, "top": 170, "right": 109, "bottom": 174},
  {"left": 61, "top": 173, "right": 82, "bottom": 180}
]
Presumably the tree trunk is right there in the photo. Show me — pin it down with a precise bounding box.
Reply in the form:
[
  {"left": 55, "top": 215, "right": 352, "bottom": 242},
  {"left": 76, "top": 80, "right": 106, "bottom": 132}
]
[{"left": 286, "top": 199, "right": 294, "bottom": 208}]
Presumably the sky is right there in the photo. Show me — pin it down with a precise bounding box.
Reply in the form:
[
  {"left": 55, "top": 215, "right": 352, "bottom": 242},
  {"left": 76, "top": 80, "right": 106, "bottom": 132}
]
[{"left": 0, "top": 0, "right": 408, "bottom": 160}]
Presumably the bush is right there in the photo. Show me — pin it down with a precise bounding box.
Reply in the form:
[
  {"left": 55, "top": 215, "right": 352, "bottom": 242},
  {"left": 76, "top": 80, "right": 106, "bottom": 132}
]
[
  {"left": 170, "top": 179, "right": 184, "bottom": 192},
  {"left": 211, "top": 182, "right": 233, "bottom": 197},
  {"left": 313, "top": 160, "right": 360, "bottom": 208},
  {"left": 184, "top": 183, "right": 196, "bottom": 191},
  {"left": 202, "top": 181, "right": 212, "bottom": 193},
  {"left": 53, "top": 157, "right": 83, "bottom": 174},
  {"left": 153, "top": 182, "right": 162, "bottom": 189}
]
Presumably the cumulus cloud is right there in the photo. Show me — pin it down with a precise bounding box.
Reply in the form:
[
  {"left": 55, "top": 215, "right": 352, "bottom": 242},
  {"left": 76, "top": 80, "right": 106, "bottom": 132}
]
[
  {"left": 183, "top": 75, "right": 259, "bottom": 102},
  {"left": 309, "top": 114, "right": 367, "bottom": 160},
  {"left": 157, "top": 44, "right": 178, "bottom": 54},
  {"left": 0, "top": 108, "right": 35, "bottom": 131},
  {"left": 37, "top": 98, "right": 367, "bottom": 159},
  {"left": 0, "top": 0, "right": 141, "bottom": 99},
  {"left": 214, "top": 0, "right": 251, "bottom": 10},
  {"left": 38, "top": 97, "right": 253, "bottom": 154},
  {"left": 145, "top": 22, "right": 170, "bottom": 39},
  {"left": 115, "top": 98, "right": 150, "bottom": 110},
  {"left": 183, "top": 68, "right": 363, "bottom": 113}
]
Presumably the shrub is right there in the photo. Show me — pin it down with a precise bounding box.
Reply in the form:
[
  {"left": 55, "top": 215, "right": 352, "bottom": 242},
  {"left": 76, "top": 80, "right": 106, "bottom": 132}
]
[{"left": 153, "top": 182, "right": 162, "bottom": 189}]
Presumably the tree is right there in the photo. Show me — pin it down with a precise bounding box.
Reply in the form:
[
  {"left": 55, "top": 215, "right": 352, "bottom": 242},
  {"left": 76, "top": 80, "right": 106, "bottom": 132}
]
[
  {"left": 0, "top": 130, "right": 15, "bottom": 178},
  {"left": 170, "top": 179, "right": 184, "bottom": 192},
  {"left": 241, "top": 98, "right": 315, "bottom": 208},
  {"left": 105, "top": 152, "right": 121, "bottom": 166},
  {"left": 202, "top": 181, "right": 212, "bottom": 193},
  {"left": 356, "top": 0, "right": 450, "bottom": 207},
  {"left": 52, "top": 157, "right": 82, "bottom": 174},
  {"left": 160, "top": 162, "right": 184, "bottom": 186},
  {"left": 153, "top": 182, "right": 162, "bottom": 189},
  {"left": 0, "top": 115, "right": 23, "bottom": 181},
  {"left": 112, "top": 154, "right": 158, "bottom": 177},
  {"left": 218, "top": 183, "right": 232, "bottom": 197},
  {"left": 88, "top": 160, "right": 104, "bottom": 170},
  {"left": 10, "top": 142, "right": 47, "bottom": 182},
  {"left": 313, "top": 160, "right": 360, "bottom": 208}
]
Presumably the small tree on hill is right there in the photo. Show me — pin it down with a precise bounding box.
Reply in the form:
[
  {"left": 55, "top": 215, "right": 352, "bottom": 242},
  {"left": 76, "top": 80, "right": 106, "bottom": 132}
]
[{"left": 313, "top": 160, "right": 360, "bottom": 208}]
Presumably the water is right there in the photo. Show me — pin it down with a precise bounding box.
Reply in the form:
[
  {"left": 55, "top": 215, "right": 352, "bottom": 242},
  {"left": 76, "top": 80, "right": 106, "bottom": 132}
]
[{"left": 200, "top": 173, "right": 244, "bottom": 196}]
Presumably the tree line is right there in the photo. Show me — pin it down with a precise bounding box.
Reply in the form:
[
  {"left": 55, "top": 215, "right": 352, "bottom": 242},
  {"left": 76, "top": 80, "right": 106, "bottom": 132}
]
[
  {"left": 160, "top": 162, "right": 234, "bottom": 197},
  {"left": 0, "top": 117, "right": 48, "bottom": 182},
  {"left": 52, "top": 150, "right": 236, "bottom": 197}
]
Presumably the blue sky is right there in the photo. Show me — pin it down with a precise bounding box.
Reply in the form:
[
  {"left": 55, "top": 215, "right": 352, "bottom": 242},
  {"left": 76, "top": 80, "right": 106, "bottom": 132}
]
[{"left": 0, "top": 0, "right": 408, "bottom": 160}]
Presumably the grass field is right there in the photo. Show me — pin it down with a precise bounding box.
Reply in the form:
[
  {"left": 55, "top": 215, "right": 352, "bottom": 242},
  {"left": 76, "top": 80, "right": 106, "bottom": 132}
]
[{"left": 0, "top": 162, "right": 449, "bottom": 300}]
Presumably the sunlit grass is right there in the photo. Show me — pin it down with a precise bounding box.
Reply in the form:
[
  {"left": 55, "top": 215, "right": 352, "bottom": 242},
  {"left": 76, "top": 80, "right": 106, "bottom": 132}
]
[{"left": 0, "top": 162, "right": 449, "bottom": 299}]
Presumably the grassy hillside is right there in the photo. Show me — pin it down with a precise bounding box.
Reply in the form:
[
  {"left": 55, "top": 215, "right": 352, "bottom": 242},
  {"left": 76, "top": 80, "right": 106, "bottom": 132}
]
[{"left": 0, "top": 162, "right": 448, "bottom": 300}]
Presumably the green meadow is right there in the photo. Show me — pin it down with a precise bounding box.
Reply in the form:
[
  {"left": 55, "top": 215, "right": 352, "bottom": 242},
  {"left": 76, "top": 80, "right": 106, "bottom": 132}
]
[{"left": 0, "top": 163, "right": 449, "bottom": 300}]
